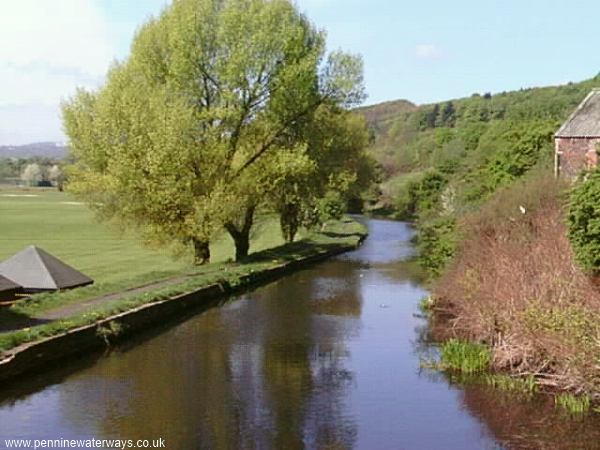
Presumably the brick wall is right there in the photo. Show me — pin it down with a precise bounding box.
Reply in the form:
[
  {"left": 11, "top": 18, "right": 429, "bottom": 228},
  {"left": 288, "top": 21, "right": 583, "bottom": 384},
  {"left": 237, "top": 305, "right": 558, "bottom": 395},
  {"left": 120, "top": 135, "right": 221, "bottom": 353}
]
[{"left": 555, "top": 137, "right": 600, "bottom": 177}]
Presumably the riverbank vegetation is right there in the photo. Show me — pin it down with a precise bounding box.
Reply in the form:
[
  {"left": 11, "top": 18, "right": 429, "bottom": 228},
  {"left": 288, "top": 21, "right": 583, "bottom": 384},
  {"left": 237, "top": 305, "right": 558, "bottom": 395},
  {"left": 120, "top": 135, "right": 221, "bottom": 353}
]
[
  {"left": 433, "top": 172, "right": 600, "bottom": 396},
  {"left": 360, "top": 75, "right": 600, "bottom": 400}
]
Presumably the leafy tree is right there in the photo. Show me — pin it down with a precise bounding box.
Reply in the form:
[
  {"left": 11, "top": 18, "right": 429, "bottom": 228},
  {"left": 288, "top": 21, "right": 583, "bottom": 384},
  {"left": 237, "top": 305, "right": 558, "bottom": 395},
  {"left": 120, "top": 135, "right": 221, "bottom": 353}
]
[
  {"left": 416, "top": 217, "right": 456, "bottom": 276},
  {"left": 440, "top": 101, "right": 456, "bottom": 127},
  {"left": 484, "top": 119, "right": 556, "bottom": 191},
  {"left": 0, "top": 159, "right": 18, "bottom": 181},
  {"left": 432, "top": 138, "right": 466, "bottom": 175},
  {"left": 433, "top": 127, "right": 454, "bottom": 148},
  {"left": 404, "top": 170, "right": 447, "bottom": 220},
  {"left": 21, "top": 163, "right": 42, "bottom": 186},
  {"left": 63, "top": 0, "right": 365, "bottom": 263},
  {"left": 48, "top": 165, "right": 65, "bottom": 191},
  {"left": 270, "top": 106, "right": 374, "bottom": 242},
  {"left": 426, "top": 104, "right": 439, "bottom": 129}
]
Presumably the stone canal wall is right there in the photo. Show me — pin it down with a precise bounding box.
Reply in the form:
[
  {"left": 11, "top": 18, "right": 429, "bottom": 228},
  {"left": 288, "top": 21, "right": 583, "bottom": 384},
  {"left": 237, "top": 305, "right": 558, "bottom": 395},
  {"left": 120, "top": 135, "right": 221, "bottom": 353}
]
[{"left": 0, "top": 237, "right": 365, "bottom": 382}]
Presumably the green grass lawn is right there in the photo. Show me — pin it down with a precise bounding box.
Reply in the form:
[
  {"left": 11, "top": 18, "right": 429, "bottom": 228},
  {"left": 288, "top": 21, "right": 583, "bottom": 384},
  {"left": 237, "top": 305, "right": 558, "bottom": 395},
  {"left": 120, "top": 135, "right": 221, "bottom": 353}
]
[{"left": 0, "top": 187, "right": 286, "bottom": 284}]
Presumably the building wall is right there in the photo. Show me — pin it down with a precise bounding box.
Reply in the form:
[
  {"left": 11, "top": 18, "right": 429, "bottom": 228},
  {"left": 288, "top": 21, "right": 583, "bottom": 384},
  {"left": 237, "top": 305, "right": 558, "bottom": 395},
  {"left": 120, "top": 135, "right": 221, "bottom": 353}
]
[{"left": 555, "top": 137, "right": 600, "bottom": 178}]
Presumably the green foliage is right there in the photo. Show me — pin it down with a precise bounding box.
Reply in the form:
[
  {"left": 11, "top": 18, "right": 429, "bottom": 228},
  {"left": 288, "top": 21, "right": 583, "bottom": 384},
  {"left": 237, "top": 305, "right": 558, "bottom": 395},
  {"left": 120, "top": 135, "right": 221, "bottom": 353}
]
[
  {"left": 270, "top": 106, "right": 375, "bottom": 242},
  {"left": 416, "top": 217, "right": 456, "bottom": 276},
  {"left": 0, "top": 157, "right": 64, "bottom": 187},
  {"left": 418, "top": 295, "right": 435, "bottom": 313},
  {"left": 63, "top": 0, "right": 367, "bottom": 262},
  {"left": 378, "top": 171, "right": 422, "bottom": 218},
  {"left": 456, "top": 122, "right": 488, "bottom": 152},
  {"left": 431, "top": 139, "right": 466, "bottom": 175},
  {"left": 362, "top": 75, "right": 598, "bottom": 221},
  {"left": 317, "top": 190, "right": 346, "bottom": 221},
  {"left": 438, "top": 101, "right": 456, "bottom": 127},
  {"left": 406, "top": 170, "right": 447, "bottom": 219},
  {"left": 568, "top": 170, "right": 600, "bottom": 273},
  {"left": 439, "top": 339, "right": 491, "bottom": 374},
  {"left": 484, "top": 120, "right": 556, "bottom": 191},
  {"left": 96, "top": 321, "right": 125, "bottom": 346}
]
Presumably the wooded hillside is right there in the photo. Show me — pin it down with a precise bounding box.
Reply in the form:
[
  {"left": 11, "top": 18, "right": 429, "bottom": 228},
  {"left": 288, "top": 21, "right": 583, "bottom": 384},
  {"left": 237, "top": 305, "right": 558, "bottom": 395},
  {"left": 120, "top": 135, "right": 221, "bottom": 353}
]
[{"left": 359, "top": 75, "right": 600, "bottom": 217}]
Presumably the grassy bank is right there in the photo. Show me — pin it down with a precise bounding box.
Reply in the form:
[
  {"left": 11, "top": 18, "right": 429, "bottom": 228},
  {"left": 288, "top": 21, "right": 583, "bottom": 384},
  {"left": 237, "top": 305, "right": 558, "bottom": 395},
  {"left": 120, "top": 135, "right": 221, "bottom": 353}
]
[{"left": 0, "top": 216, "right": 366, "bottom": 355}]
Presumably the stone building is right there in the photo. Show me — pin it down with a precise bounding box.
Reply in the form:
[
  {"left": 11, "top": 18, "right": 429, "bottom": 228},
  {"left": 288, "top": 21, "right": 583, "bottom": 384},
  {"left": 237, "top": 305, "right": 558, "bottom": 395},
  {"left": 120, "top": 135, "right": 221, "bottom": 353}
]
[{"left": 555, "top": 89, "right": 600, "bottom": 177}]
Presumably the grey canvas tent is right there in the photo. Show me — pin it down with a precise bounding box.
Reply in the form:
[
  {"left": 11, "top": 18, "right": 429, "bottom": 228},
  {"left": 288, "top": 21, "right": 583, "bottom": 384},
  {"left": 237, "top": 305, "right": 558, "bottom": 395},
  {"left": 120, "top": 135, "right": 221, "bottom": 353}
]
[
  {"left": 0, "top": 274, "right": 23, "bottom": 301},
  {"left": 0, "top": 246, "right": 93, "bottom": 292}
]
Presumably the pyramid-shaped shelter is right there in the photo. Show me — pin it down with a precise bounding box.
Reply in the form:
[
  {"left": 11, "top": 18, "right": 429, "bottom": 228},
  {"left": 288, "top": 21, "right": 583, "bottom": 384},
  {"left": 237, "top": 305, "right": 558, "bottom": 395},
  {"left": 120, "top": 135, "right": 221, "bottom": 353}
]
[
  {"left": 0, "top": 246, "right": 93, "bottom": 292},
  {"left": 0, "top": 274, "right": 23, "bottom": 300}
]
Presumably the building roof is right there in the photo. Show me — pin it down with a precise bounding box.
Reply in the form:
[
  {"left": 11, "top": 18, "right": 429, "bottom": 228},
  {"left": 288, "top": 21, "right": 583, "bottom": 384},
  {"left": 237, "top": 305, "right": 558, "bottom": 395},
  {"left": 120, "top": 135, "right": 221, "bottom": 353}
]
[
  {"left": 0, "top": 246, "right": 93, "bottom": 291},
  {"left": 0, "top": 274, "right": 22, "bottom": 293},
  {"left": 556, "top": 89, "right": 600, "bottom": 138}
]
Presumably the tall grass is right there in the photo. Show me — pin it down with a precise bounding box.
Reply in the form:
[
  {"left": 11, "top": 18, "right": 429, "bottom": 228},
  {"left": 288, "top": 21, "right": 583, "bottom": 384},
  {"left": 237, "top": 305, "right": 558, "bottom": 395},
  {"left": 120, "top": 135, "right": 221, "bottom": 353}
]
[{"left": 439, "top": 339, "right": 491, "bottom": 374}]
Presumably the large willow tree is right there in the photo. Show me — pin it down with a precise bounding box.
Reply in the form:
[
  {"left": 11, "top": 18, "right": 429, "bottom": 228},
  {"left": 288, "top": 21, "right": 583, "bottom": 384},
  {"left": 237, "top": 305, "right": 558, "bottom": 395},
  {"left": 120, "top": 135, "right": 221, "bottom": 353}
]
[{"left": 63, "top": 0, "right": 366, "bottom": 264}]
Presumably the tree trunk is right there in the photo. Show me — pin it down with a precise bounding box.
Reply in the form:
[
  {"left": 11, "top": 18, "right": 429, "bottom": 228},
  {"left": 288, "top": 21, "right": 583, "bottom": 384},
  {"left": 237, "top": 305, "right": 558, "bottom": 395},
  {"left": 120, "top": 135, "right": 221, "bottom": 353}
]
[
  {"left": 192, "top": 238, "right": 210, "bottom": 265},
  {"left": 280, "top": 202, "right": 300, "bottom": 243},
  {"left": 225, "top": 205, "right": 255, "bottom": 262}
]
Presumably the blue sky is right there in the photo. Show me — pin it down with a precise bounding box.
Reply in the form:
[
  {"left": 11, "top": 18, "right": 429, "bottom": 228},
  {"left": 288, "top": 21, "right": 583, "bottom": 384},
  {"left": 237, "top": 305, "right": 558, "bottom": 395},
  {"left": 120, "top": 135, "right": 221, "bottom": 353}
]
[{"left": 1, "top": 0, "right": 600, "bottom": 144}]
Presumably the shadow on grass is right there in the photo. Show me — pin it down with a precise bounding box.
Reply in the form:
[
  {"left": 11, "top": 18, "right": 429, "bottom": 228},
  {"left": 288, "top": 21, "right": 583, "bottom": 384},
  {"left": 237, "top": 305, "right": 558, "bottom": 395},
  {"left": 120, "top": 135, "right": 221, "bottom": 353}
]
[
  {"left": 0, "top": 308, "right": 51, "bottom": 333},
  {"left": 320, "top": 231, "right": 366, "bottom": 239},
  {"left": 243, "top": 239, "right": 346, "bottom": 264}
]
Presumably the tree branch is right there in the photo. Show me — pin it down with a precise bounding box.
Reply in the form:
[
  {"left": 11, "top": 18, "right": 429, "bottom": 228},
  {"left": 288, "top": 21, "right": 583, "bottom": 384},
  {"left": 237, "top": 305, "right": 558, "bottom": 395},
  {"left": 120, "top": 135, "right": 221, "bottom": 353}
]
[{"left": 232, "top": 99, "right": 323, "bottom": 178}]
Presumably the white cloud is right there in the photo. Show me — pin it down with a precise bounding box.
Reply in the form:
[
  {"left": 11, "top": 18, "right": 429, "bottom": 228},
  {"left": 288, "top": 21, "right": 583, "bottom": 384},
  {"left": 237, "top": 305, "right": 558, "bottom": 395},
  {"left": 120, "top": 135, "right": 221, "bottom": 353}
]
[
  {"left": 414, "top": 44, "right": 443, "bottom": 61},
  {"left": 0, "top": 0, "right": 113, "bottom": 78},
  {"left": 0, "top": 0, "right": 114, "bottom": 143}
]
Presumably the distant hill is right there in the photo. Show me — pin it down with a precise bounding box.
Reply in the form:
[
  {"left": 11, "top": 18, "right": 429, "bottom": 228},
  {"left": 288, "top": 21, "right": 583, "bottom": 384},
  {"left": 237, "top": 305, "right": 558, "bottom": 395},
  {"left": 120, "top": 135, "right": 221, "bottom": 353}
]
[
  {"left": 356, "top": 75, "right": 600, "bottom": 211},
  {"left": 356, "top": 99, "right": 417, "bottom": 129},
  {"left": 0, "top": 142, "right": 68, "bottom": 160}
]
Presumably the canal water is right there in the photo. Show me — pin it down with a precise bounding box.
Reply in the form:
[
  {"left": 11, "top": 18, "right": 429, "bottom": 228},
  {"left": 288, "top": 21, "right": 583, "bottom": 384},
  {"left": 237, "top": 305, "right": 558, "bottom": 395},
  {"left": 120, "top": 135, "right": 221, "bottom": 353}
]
[{"left": 1, "top": 219, "right": 600, "bottom": 449}]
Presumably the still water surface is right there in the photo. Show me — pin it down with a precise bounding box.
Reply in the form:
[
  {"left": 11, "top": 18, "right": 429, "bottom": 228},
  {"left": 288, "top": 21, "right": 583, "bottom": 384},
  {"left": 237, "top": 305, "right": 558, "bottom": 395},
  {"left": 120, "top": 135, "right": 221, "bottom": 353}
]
[{"left": 1, "top": 219, "right": 600, "bottom": 449}]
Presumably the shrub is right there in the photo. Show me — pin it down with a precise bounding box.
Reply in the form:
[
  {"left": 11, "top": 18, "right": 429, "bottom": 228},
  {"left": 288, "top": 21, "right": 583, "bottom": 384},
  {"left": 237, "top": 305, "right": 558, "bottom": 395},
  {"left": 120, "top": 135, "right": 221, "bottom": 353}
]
[
  {"left": 568, "top": 169, "right": 600, "bottom": 273},
  {"left": 405, "top": 170, "right": 447, "bottom": 220},
  {"left": 416, "top": 216, "right": 456, "bottom": 277}
]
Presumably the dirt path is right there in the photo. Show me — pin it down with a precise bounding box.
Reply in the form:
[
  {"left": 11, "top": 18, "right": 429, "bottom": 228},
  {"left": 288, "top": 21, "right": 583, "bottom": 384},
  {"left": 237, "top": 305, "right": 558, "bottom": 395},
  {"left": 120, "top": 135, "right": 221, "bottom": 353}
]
[
  {"left": 0, "top": 265, "right": 227, "bottom": 334},
  {"left": 35, "top": 274, "right": 200, "bottom": 321},
  {"left": 33, "top": 260, "right": 244, "bottom": 322}
]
